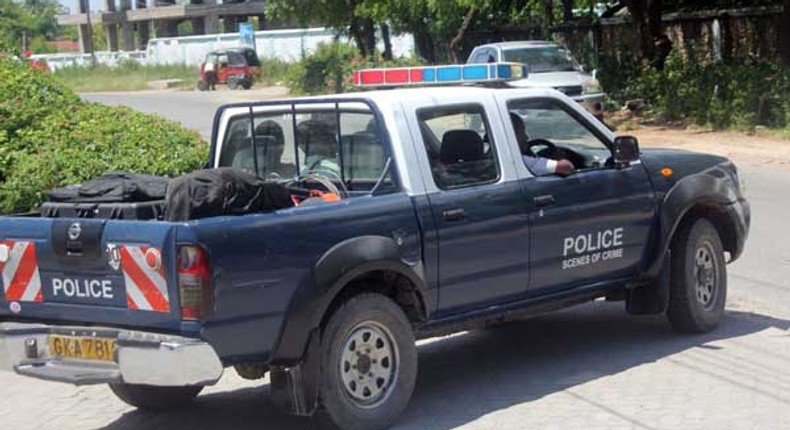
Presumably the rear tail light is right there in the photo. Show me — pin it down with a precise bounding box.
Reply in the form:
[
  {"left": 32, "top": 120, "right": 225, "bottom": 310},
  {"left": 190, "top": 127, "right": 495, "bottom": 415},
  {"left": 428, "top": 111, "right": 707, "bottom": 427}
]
[{"left": 178, "top": 245, "right": 213, "bottom": 321}]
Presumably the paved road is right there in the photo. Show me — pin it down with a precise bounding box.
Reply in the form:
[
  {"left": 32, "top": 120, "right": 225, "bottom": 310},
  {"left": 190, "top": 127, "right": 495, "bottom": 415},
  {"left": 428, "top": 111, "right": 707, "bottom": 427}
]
[
  {"left": 3, "top": 91, "right": 790, "bottom": 430},
  {"left": 83, "top": 87, "right": 288, "bottom": 140}
]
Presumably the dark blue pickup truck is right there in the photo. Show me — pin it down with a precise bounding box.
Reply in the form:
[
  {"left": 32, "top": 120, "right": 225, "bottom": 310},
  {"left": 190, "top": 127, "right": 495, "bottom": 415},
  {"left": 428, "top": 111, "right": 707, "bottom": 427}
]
[{"left": 0, "top": 82, "right": 749, "bottom": 430}]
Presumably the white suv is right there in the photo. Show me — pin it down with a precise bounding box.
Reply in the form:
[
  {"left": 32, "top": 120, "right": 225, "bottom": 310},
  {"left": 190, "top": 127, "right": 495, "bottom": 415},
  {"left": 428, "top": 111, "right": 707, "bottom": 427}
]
[{"left": 467, "top": 41, "right": 605, "bottom": 120}]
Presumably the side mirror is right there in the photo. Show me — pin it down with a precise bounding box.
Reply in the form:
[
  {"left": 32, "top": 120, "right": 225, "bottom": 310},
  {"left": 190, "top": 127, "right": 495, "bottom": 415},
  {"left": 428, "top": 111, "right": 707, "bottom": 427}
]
[{"left": 613, "top": 135, "right": 640, "bottom": 167}]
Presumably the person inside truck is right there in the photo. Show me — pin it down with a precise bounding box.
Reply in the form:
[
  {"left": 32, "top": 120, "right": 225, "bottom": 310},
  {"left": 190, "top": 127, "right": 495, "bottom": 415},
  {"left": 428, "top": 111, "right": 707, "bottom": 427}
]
[
  {"left": 232, "top": 120, "right": 296, "bottom": 180},
  {"left": 510, "top": 112, "right": 574, "bottom": 176},
  {"left": 297, "top": 119, "right": 341, "bottom": 177}
]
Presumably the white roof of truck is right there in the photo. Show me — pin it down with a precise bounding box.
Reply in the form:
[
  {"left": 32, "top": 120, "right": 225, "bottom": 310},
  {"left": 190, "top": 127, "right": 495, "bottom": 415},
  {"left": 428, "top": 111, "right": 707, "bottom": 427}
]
[{"left": 274, "top": 85, "right": 565, "bottom": 107}]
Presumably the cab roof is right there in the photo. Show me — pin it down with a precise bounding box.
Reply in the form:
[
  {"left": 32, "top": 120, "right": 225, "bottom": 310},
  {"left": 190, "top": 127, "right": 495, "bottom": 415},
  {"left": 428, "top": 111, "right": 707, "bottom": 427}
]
[
  {"left": 270, "top": 85, "right": 565, "bottom": 107},
  {"left": 476, "top": 41, "right": 559, "bottom": 49}
]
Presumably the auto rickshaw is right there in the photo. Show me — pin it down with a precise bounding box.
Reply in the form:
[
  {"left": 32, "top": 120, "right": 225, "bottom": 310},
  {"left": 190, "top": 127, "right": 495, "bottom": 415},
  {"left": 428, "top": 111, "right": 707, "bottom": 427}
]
[{"left": 197, "top": 47, "right": 261, "bottom": 91}]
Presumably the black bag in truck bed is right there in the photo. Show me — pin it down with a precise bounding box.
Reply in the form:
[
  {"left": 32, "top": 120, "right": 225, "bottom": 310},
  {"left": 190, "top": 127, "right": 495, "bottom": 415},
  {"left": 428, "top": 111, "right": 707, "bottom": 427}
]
[{"left": 40, "top": 201, "right": 164, "bottom": 220}]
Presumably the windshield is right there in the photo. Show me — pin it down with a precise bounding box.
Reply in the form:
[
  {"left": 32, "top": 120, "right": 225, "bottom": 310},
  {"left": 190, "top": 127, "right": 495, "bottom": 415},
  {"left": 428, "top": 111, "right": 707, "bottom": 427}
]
[{"left": 502, "top": 46, "right": 579, "bottom": 73}]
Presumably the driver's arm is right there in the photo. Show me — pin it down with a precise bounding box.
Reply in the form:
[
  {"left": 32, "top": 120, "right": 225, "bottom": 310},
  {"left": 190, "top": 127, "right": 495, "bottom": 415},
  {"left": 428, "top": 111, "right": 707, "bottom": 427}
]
[
  {"left": 523, "top": 155, "right": 573, "bottom": 177},
  {"left": 555, "top": 159, "right": 574, "bottom": 176}
]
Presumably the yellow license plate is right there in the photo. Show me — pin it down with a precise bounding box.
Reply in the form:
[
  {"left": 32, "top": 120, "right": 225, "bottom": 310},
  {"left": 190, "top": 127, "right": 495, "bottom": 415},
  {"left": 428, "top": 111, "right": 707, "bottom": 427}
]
[{"left": 48, "top": 335, "right": 116, "bottom": 362}]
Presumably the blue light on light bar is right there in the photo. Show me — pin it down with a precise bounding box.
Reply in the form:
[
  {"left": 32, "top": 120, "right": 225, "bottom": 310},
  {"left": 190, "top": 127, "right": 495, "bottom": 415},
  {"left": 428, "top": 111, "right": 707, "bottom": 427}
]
[
  {"left": 462, "top": 65, "right": 488, "bottom": 80},
  {"left": 353, "top": 62, "right": 528, "bottom": 87},
  {"left": 437, "top": 66, "right": 462, "bottom": 81}
]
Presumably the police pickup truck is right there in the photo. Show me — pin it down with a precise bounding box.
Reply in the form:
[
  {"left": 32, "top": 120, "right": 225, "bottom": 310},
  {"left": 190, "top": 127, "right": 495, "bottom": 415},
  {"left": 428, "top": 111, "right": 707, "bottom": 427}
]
[{"left": 0, "top": 63, "right": 749, "bottom": 430}]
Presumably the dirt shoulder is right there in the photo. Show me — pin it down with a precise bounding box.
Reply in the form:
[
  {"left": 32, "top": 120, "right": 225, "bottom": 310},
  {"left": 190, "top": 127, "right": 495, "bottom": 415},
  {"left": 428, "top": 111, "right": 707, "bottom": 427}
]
[{"left": 622, "top": 126, "right": 790, "bottom": 170}]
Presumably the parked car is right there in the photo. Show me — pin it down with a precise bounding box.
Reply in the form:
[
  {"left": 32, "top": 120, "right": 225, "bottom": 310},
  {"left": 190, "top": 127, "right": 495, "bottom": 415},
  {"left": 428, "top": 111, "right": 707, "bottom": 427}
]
[
  {"left": 0, "top": 63, "right": 749, "bottom": 430},
  {"left": 197, "top": 47, "right": 260, "bottom": 91},
  {"left": 468, "top": 41, "right": 605, "bottom": 120}
]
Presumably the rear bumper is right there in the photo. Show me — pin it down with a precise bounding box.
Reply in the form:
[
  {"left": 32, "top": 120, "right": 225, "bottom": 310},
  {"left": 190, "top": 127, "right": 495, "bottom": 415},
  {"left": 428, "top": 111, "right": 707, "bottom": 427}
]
[{"left": 0, "top": 322, "right": 223, "bottom": 386}]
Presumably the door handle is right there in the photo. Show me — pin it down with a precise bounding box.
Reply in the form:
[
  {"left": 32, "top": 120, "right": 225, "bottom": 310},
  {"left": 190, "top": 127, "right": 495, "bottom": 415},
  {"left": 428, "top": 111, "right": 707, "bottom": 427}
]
[
  {"left": 533, "top": 194, "right": 555, "bottom": 208},
  {"left": 442, "top": 208, "right": 466, "bottom": 222}
]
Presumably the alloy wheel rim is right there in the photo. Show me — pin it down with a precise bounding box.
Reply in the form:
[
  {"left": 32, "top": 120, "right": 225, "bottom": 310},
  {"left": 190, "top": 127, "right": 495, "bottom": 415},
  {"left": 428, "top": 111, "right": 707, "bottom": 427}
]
[
  {"left": 339, "top": 320, "right": 399, "bottom": 409},
  {"left": 694, "top": 242, "right": 717, "bottom": 308}
]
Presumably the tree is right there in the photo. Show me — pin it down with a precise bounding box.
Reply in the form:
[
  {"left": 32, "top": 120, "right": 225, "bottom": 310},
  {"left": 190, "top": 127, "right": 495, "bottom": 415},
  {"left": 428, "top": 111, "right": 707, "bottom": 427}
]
[
  {"left": 0, "top": 0, "right": 60, "bottom": 52},
  {"left": 622, "top": 0, "right": 664, "bottom": 62},
  {"left": 780, "top": 0, "right": 790, "bottom": 64}
]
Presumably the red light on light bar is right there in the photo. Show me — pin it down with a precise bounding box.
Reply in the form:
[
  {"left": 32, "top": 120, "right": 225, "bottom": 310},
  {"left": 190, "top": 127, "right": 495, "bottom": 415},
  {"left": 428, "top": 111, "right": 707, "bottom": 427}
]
[
  {"left": 359, "top": 70, "right": 384, "bottom": 85},
  {"left": 385, "top": 68, "right": 409, "bottom": 84}
]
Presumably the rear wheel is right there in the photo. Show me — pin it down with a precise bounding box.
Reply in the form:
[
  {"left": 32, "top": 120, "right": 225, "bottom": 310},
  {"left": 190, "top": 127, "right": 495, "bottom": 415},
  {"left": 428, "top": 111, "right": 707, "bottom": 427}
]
[
  {"left": 109, "top": 383, "right": 203, "bottom": 410},
  {"left": 316, "top": 293, "right": 417, "bottom": 430},
  {"left": 228, "top": 79, "right": 239, "bottom": 90},
  {"left": 667, "top": 218, "right": 727, "bottom": 333}
]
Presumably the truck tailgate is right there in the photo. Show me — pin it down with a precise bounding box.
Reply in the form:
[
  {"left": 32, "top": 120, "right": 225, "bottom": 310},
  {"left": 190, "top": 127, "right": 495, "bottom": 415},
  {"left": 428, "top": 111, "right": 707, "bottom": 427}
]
[{"left": 0, "top": 217, "right": 185, "bottom": 332}]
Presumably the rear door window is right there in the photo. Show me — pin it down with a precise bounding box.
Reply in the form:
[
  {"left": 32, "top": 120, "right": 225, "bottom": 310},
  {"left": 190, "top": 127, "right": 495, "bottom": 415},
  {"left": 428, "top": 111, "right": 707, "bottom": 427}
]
[{"left": 417, "top": 104, "right": 500, "bottom": 189}]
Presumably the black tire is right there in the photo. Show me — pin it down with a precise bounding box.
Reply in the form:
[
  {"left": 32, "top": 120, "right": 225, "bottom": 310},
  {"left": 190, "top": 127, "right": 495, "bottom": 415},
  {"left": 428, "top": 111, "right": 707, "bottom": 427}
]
[
  {"left": 196, "top": 80, "right": 207, "bottom": 91},
  {"left": 241, "top": 80, "right": 252, "bottom": 90},
  {"left": 228, "top": 79, "right": 239, "bottom": 90},
  {"left": 315, "top": 293, "right": 417, "bottom": 430},
  {"left": 109, "top": 383, "right": 203, "bottom": 410},
  {"left": 666, "top": 218, "right": 727, "bottom": 333}
]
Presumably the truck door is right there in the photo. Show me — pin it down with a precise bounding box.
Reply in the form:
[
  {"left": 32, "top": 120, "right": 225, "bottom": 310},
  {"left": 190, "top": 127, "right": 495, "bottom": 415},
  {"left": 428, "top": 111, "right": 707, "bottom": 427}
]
[
  {"left": 406, "top": 100, "right": 530, "bottom": 314},
  {"left": 504, "top": 97, "right": 657, "bottom": 294}
]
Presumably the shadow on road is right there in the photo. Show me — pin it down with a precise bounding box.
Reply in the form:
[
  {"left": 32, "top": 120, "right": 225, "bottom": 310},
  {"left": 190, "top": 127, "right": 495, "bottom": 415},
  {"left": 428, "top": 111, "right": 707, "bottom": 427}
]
[{"left": 99, "top": 302, "right": 790, "bottom": 430}]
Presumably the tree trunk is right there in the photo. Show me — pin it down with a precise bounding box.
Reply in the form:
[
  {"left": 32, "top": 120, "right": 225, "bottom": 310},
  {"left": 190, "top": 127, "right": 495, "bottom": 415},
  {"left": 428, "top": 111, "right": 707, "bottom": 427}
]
[
  {"left": 623, "top": 0, "right": 663, "bottom": 63},
  {"left": 361, "top": 17, "right": 376, "bottom": 58},
  {"left": 449, "top": 8, "right": 477, "bottom": 63},
  {"left": 415, "top": 30, "right": 436, "bottom": 63},
  {"left": 780, "top": 0, "right": 790, "bottom": 64},
  {"left": 561, "top": 0, "right": 573, "bottom": 22},
  {"left": 349, "top": 17, "right": 363, "bottom": 56},
  {"left": 381, "top": 23, "right": 393, "bottom": 61},
  {"left": 543, "top": 0, "right": 554, "bottom": 39}
]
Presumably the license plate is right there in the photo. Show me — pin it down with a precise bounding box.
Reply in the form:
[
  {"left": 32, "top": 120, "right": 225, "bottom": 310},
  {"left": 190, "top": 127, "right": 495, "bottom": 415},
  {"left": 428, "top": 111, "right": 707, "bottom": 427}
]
[{"left": 48, "top": 335, "right": 116, "bottom": 362}]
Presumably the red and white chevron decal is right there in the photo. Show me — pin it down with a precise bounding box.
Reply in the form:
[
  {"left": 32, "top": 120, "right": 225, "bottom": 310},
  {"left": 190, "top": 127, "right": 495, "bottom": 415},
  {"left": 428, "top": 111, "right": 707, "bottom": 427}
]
[
  {"left": 0, "top": 240, "right": 43, "bottom": 303},
  {"left": 119, "top": 245, "right": 170, "bottom": 313}
]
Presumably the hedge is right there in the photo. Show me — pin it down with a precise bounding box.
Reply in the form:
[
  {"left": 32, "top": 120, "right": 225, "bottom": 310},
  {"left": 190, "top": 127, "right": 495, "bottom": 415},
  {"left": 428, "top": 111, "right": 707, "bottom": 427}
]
[
  {"left": 618, "top": 51, "right": 790, "bottom": 131},
  {"left": 0, "top": 54, "right": 207, "bottom": 214}
]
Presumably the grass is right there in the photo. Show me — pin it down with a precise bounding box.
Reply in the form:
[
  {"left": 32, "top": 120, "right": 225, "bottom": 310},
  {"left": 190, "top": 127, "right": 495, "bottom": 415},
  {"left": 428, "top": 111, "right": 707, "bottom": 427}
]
[
  {"left": 54, "top": 63, "right": 198, "bottom": 92},
  {"left": 53, "top": 59, "right": 296, "bottom": 92}
]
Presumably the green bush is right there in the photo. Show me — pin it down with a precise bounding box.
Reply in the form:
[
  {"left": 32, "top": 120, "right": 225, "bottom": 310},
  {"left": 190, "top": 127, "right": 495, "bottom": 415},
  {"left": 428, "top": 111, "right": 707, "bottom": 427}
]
[
  {"left": 257, "top": 58, "right": 297, "bottom": 86},
  {"left": 0, "top": 55, "right": 206, "bottom": 214},
  {"left": 620, "top": 51, "right": 790, "bottom": 131},
  {"left": 286, "top": 41, "right": 425, "bottom": 95}
]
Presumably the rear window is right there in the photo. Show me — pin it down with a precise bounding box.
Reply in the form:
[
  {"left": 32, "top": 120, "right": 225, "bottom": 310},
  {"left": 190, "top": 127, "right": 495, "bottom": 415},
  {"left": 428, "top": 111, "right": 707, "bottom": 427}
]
[{"left": 217, "top": 106, "right": 395, "bottom": 194}]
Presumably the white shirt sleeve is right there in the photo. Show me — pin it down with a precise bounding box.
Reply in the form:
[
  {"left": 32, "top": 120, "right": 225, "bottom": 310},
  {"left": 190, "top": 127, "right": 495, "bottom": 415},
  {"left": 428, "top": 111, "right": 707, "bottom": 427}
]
[{"left": 522, "top": 155, "right": 558, "bottom": 176}]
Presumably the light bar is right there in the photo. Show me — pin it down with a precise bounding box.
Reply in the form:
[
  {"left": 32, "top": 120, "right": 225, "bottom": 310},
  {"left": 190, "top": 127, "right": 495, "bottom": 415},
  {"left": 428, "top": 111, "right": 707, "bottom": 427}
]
[{"left": 352, "top": 62, "right": 528, "bottom": 87}]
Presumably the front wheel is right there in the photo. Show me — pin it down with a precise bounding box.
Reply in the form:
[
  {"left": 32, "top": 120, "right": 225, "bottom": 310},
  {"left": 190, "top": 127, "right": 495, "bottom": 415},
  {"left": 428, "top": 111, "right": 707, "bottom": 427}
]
[
  {"left": 109, "top": 383, "right": 203, "bottom": 410},
  {"left": 667, "top": 218, "right": 727, "bottom": 333},
  {"left": 316, "top": 293, "right": 417, "bottom": 430}
]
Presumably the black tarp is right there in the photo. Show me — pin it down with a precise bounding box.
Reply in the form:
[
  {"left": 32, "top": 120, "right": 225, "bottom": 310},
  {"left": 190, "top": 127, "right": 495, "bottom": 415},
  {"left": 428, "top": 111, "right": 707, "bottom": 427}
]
[
  {"left": 163, "top": 168, "right": 293, "bottom": 221},
  {"left": 48, "top": 173, "right": 170, "bottom": 203}
]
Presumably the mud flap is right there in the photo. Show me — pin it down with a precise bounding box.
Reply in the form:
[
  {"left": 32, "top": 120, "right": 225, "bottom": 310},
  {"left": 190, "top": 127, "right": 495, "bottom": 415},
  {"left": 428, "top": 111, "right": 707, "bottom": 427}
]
[
  {"left": 627, "top": 251, "right": 671, "bottom": 315},
  {"left": 270, "top": 329, "right": 320, "bottom": 416}
]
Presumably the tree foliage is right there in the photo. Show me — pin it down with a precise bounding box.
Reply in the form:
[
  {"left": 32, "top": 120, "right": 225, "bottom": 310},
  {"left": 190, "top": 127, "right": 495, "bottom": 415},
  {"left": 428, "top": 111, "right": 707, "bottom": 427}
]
[
  {"left": 269, "top": 0, "right": 786, "bottom": 63},
  {"left": 0, "top": 0, "right": 61, "bottom": 51}
]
